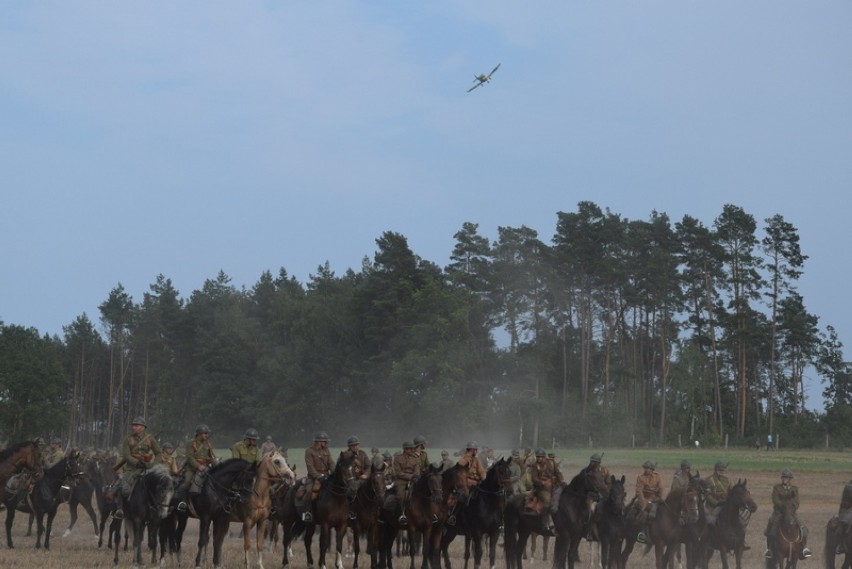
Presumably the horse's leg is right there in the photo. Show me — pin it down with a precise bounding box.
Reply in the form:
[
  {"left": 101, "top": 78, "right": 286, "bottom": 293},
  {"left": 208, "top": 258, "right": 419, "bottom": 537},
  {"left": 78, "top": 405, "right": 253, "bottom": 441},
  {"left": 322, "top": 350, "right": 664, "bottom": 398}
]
[
  {"left": 473, "top": 532, "right": 485, "bottom": 569},
  {"left": 488, "top": 529, "right": 499, "bottom": 569},
  {"left": 78, "top": 494, "right": 100, "bottom": 537},
  {"left": 305, "top": 523, "right": 317, "bottom": 569},
  {"left": 336, "top": 524, "right": 347, "bottom": 569},
  {"left": 212, "top": 516, "right": 230, "bottom": 569},
  {"left": 195, "top": 518, "right": 211, "bottom": 569}
]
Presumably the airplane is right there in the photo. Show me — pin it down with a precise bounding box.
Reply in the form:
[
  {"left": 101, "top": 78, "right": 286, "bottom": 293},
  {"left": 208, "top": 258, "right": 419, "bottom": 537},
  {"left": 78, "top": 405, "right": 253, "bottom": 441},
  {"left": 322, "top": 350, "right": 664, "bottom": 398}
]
[{"left": 467, "top": 63, "right": 501, "bottom": 93}]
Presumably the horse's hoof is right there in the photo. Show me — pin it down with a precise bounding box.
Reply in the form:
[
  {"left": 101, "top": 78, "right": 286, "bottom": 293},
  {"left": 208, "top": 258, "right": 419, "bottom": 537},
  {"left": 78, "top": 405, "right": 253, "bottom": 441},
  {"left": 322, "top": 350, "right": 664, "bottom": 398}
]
[{"left": 63, "top": 529, "right": 71, "bottom": 538}]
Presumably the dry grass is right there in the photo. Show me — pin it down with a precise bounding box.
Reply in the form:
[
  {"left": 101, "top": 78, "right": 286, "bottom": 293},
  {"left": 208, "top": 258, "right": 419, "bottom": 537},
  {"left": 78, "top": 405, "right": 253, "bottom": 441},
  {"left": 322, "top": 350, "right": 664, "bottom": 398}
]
[{"left": 0, "top": 467, "right": 846, "bottom": 568}]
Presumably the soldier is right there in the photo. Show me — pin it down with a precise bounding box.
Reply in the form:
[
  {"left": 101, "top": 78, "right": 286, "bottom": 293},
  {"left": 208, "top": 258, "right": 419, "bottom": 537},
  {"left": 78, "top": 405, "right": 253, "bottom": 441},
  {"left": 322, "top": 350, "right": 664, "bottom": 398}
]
[
  {"left": 115, "top": 417, "right": 161, "bottom": 519},
  {"left": 297, "top": 431, "right": 334, "bottom": 523},
  {"left": 176, "top": 423, "right": 216, "bottom": 512},
  {"left": 158, "top": 442, "right": 180, "bottom": 476},
  {"left": 508, "top": 450, "right": 523, "bottom": 494},
  {"left": 260, "top": 435, "right": 277, "bottom": 456},
  {"left": 392, "top": 441, "right": 421, "bottom": 525},
  {"left": 383, "top": 450, "right": 395, "bottom": 483},
  {"left": 44, "top": 438, "right": 64, "bottom": 468},
  {"left": 671, "top": 459, "right": 693, "bottom": 493},
  {"left": 765, "top": 469, "right": 812, "bottom": 559},
  {"left": 441, "top": 450, "right": 455, "bottom": 471},
  {"left": 371, "top": 447, "right": 381, "bottom": 463},
  {"left": 232, "top": 428, "right": 262, "bottom": 465},
  {"left": 413, "top": 435, "right": 429, "bottom": 471},
  {"left": 634, "top": 460, "right": 665, "bottom": 543},
  {"left": 344, "top": 436, "right": 371, "bottom": 484},
  {"left": 705, "top": 461, "right": 731, "bottom": 524},
  {"left": 483, "top": 447, "right": 497, "bottom": 470},
  {"left": 523, "top": 448, "right": 560, "bottom": 535},
  {"left": 457, "top": 442, "right": 487, "bottom": 494}
]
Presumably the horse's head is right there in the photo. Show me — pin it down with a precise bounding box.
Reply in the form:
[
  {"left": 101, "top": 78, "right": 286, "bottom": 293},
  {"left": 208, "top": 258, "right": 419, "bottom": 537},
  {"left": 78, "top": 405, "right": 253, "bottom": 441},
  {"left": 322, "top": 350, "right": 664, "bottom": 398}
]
[
  {"left": 264, "top": 450, "right": 295, "bottom": 486},
  {"left": 64, "top": 448, "right": 84, "bottom": 481},
  {"left": 606, "top": 475, "right": 627, "bottom": 514},
  {"left": 582, "top": 465, "right": 609, "bottom": 496},
  {"left": 367, "top": 459, "right": 387, "bottom": 501},
  {"left": 486, "top": 457, "right": 514, "bottom": 495},
  {"left": 146, "top": 464, "right": 176, "bottom": 519},
  {"left": 730, "top": 479, "right": 758, "bottom": 513},
  {"left": 444, "top": 463, "right": 469, "bottom": 504}
]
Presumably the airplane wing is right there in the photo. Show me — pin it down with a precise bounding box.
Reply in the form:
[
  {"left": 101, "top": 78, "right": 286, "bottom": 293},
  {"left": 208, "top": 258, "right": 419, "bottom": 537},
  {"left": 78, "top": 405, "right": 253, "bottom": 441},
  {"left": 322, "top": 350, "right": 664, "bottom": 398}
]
[
  {"left": 488, "top": 63, "right": 501, "bottom": 77},
  {"left": 467, "top": 82, "right": 483, "bottom": 93}
]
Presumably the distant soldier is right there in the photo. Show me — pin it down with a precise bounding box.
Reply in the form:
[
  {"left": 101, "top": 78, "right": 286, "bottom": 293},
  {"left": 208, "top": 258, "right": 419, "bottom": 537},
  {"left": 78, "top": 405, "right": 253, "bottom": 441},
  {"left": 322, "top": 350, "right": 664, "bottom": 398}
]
[
  {"left": 441, "top": 450, "right": 455, "bottom": 471},
  {"left": 392, "top": 441, "right": 421, "bottom": 525},
  {"left": 296, "top": 431, "right": 334, "bottom": 523},
  {"left": 483, "top": 447, "right": 496, "bottom": 470},
  {"left": 115, "top": 417, "right": 161, "bottom": 519},
  {"left": 457, "top": 442, "right": 487, "bottom": 493},
  {"left": 157, "top": 442, "right": 180, "bottom": 476},
  {"left": 671, "top": 459, "right": 693, "bottom": 493},
  {"left": 523, "top": 448, "right": 560, "bottom": 535},
  {"left": 765, "top": 469, "right": 812, "bottom": 559},
  {"left": 343, "top": 436, "right": 372, "bottom": 483},
  {"left": 383, "top": 450, "right": 395, "bottom": 482},
  {"left": 634, "top": 460, "right": 665, "bottom": 543},
  {"left": 232, "top": 428, "right": 262, "bottom": 465},
  {"left": 413, "top": 435, "right": 429, "bottom": 471},
  {"left": 176, "top": 423, "right": 216, "bottom": 512},
  {"left": 705, "top": 461, "right": 731, "bottom": 524},
  {"left": 44, "top": 438, "right": 64, "bottom": 468},
  {"left": 260, "top": 435, "right": 277, "bottom": 456}
]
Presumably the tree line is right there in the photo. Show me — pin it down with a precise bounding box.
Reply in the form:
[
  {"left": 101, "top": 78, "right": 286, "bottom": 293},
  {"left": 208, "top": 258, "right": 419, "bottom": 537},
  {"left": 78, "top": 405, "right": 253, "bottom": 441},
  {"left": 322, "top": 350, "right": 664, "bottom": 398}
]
[{"left": 2, "top": 201, "right": 851, "bottom": 451}]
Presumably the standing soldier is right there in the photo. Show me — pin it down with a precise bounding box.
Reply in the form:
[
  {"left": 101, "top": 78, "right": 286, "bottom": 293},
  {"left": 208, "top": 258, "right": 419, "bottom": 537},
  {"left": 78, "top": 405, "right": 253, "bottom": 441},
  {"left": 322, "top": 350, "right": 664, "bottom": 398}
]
[
  {"left": 115, "top": 417, "right": 161, "bottom": 519},
  {"left": 260, "top": 435, "right": 277, "bottom": 456},
  {"left": 457, "top": 442, "right": 487, "bottom": 494},
  {"left": 413, "top": 435, "right": 429, "bottom": 472},
  {"left": 705, "top": 461, "right": 731, "bottom": 524},
  {"left": 44, "top": 438, "right": 64, "bottom": 468},
  {"left": 634, "top": 460, "right": 665, "bottom": 543},
  {"left": 297, "top": 431, "right": 334, "bottom": 523},
  {"left": 158, "top": 442, "right": 180, "bottom": 476},
  {"left": 765, "top": 469, "right": 812, "bottom": 559},
  {"left": 232, "top": 428, "right": 262, "bottom": 465},
  {"left": 176, "top": 424, "right": 216, "bottom": 512},
  {"left": 392, "top": 441, "right": 421, "bottom": 525}
]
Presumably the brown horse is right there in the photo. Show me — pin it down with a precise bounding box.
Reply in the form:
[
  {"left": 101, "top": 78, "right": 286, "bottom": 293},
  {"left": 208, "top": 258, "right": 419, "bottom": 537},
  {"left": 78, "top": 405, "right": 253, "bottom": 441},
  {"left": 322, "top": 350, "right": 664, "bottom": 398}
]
[
  {"left": 704, "top": 479, "right": 758, "bottom": 569},
  {"left": 0, "top": 441, "right": 43, "bottom": 503},
  {"left": 349, "top": 461, "right": 387, "bottom": 569},
  {"left": 767, "top": 494, "right": 804, "bottom": 569},
  {"left": 407, "top": 463, "right": 468, "bottom": 569},
  {"left": 552, "top": 466, "right": 610, "bottom": 569},
  {"left": 230, "top": 450, "right": 294, "bottom": 569},
  {"left": 824, "top": 515, "right": 852, "bottom": 569}
]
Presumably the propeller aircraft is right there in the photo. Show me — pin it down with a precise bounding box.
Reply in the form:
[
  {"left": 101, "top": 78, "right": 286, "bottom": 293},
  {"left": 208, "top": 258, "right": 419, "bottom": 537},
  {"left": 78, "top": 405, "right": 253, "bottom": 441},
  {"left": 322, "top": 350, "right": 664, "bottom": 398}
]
[{"left": 467, "top": 63, "right": 501, "bottom": 93}]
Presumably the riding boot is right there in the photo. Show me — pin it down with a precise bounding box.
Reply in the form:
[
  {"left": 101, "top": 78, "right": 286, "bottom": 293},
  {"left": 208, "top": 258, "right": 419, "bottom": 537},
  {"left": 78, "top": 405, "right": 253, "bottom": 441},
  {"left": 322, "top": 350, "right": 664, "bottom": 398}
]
[
  {"left": 114, "top": 494, "right": 124, "bottom": 520},
  {"left": 764, "top": 537, "right": 772, "bottom": 559},
  {"left": 540, "top": 513, "right": 555, "bottom": 537},
  {"left": 174, "top": 487, "right": 188, "bottom": 513}
]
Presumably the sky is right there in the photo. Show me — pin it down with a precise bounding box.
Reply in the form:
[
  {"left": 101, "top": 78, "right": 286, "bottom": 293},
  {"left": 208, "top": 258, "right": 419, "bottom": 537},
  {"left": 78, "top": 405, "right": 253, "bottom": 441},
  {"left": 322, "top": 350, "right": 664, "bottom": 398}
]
[{"left": 2, "top": 2, "right": 851, "bottom": 410}]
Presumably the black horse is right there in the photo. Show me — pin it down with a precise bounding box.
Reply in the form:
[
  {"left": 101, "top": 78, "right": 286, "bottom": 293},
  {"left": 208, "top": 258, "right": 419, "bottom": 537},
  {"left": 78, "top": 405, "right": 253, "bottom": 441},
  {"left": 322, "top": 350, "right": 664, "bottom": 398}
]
[
  {"left": 551, "top": 466, "right": 610, "bottom": 569},
  {"left": 349, "top": 461, "right": 387, "bottom": 569},
  {"left": 4, "top": 449, "right": 82, "bottom": 550},
  {"left": 60, "top": 451, "right": 111, "bottom": 538},
  {"left": 704, "top": 479, "right": 757, "bottom": 569},
  {"left": 112, "top": 464, "right": 175, "bottom": 566},
  {"left": 441, "top": 457, "right": 513, "bottom": 569},
  {"left": 596, "top": 475, "right": 627, "bottom": 569}
]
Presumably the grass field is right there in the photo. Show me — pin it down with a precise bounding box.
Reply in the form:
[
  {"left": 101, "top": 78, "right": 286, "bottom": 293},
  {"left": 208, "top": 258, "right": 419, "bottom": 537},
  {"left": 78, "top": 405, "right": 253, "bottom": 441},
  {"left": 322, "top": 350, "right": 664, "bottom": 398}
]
[{"left": 0, "top": 447, "right": 847, "bottom": 568}]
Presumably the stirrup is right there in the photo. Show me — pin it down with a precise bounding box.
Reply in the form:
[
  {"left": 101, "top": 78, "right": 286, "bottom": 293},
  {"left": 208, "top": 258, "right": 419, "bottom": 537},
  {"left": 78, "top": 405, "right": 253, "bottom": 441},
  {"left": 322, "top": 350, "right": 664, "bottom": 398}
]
[
  {"left": 348, "top": 512, "right": 357, "bottom": 521},
  {"left": 398, "top": 515, "right": 408, "bottom": 526},
  {"left": 113, "top": 509, "right": 124, "bottom": 520},
  {"left": 301, "top": 512, "right": 313, "bottom": 523},
  {"left": 447, "top": 515, "right": 456, "bottom": 526},
  {"left": 801, "top": 548, "right": 812, "bottom": 559},
  {"left": 636, "top": 532, "right": 646, "bottom": 544},
  {"left": 764, "top": 549, "right": 773, "bottom": 559},
  {"left": 176, "top": 501, "right": 187, "bottom": 513}
]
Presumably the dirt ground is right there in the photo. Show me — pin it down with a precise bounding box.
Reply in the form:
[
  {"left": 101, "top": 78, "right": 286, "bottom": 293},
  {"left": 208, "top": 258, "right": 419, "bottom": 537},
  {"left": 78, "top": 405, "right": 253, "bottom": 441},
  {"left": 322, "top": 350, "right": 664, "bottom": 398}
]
[{"left": 0, "top": 468, "right": 846, "bottom": 568}]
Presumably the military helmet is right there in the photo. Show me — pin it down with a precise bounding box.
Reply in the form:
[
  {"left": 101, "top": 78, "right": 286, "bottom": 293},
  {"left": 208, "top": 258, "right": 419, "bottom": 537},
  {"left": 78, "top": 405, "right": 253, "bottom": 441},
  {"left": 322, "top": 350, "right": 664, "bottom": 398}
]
[
  {"left": 383, "top": 451, "right": 393, "bottom": 459},
  {"left": 132, "top": 416, "right": 147, "bottom": 427},
  {"left": 34, "top": 437, "right": 45, "bottom": 446},
  {"left": 642, "top": 460, "right": 656, "bottom": 470},
  {"left": 512, "top": 449, "right": 520, "bottom": 457},
  {"left": 51, "top": 437, "right": 62, "bottom": 445},
  {"left": 195, "top": 423, "right": 210, "bottom": 435},
  {"left": 680, "top": 459, "right": 692, "bottom": 470},
  {"left": 347, "top": 436, "right": 360, "bottom": 446},
  {"left": 413, "top": 435, "right": 427, "bottom": 446},
  {"left": 371, "top": 447, "right": 380, "bottom": 454},
  {"left": 402, "top": 441, "right": 415, "bottom": 449},
  {"left": 313, "top": 431, "right": 330, "bottom": 442},
  {"left": 162, "top": 442, "right": 174, "bottom": 450},
  {"left": 441, "top": 450, "right": 449, "bottom": 456},
  {"left": 590, "top": 453, "right": 602, "bottom": 463},
  {"left": 244, "top": 428, "right": 260, "bottom": 440},
  {"left": 714, "top": 461, "right": 727, "bottom": 471},
  {"left": 266, "top": 435, "right": 273, "bottom": 441},
  {"left": 535, "top": 448, "right": 546, "bottom": 457},
  {"left": 781, "top": 468, "right": 794, "bottom": 478},
  {"left": 466, "top": 441, "right": 479, "bottom": 450}
]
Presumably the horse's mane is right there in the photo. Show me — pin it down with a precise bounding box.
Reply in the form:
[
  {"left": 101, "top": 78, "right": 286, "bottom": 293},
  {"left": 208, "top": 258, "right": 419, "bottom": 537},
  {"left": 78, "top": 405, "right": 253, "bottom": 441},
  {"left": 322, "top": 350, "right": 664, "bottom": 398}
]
[
  {"left": 144, "top": 464, "right": 173, "bottom": 484},
  {"left": 208, "top": 458, "right": 254, "bottom": 477},
  {"left": 566, "top": 466, "right": 599, "bottom": 492},
  {"left": 0, "top": 440, "right": 35, "bottom": 462}
]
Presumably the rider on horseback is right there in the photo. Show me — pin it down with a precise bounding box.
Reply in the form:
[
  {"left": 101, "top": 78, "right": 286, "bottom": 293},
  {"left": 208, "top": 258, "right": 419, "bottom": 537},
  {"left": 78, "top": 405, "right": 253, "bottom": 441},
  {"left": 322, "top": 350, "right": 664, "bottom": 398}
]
[
  {"left": 392, "top": 441, "right": 421, "bottom": 525},
  {"left": 764, "top": 469, "right": 812, "bottom": 560},
  {"left": 232, "top": 428, "right": 262, "bottom": 465},
  {"left": 634, "top": 460, "right": 665, "bottom": 544},
  {"left": 114, "top": 417, "right": 161, "bottom": 520},
  {"left": 343, "top": 435, "right": 372, "bottom": 519},
  {"left": 705, "top": 461, "right": 730, "bottom": 524},
  {"left": 522, "top": 448, "right": 560, "bottom": 536},
  {"left": 176, "top": 423, "right": 216, "bottom": 513},
  {"left": 157, "top": 442, "right": 180, "bottom": 476},
  {"left": 835, "top": 481, "right": 852, "bottom": 553},
  {"left": 457, "top": 441, "right": 487, "bottom": 500},
  {"left": 413, "top": 435, "right": 429, "bottom": 471},
  {"left": 297, "top": 430, "right": 334, "bottom": 523}
]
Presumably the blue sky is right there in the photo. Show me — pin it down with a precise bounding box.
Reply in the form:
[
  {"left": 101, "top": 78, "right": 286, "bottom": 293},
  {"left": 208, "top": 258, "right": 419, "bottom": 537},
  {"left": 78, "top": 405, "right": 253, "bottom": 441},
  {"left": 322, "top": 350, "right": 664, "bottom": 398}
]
[{"left": 2, "top": 2, "right": 851, "bottom": 410}]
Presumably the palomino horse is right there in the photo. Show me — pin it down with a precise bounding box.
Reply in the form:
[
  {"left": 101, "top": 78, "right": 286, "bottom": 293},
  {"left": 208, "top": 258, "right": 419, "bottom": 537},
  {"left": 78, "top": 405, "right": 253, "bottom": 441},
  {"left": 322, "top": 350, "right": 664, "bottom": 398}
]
[
  {"left": 641, "top": 473, "right": 707, "bottom": 569},
  {"left": 552, "top": 466, "right": 610, "bottom": 569},
  {"left": 4, "top": 449, "right": 81, "bottom": 550},
  {"left": 0, "top": 441, "right": 43, "bottom": 503},
  {"left": 440, "top": 457, "right": 514, "bottom": 569},
  {"left": 767, "top": 494, "right": 805, "bottom": 569},
  {"left": 112, "top": 464, "right": 175, "bottom": 566},
  {"left": 349, "top": 460, "right": 387, "bottom": 569},
  {"left": 704, "top": 479, "right": 758, "bottom": 569},
  {"left": 230, "top": 450, "right": 294, "bottom": 569}
]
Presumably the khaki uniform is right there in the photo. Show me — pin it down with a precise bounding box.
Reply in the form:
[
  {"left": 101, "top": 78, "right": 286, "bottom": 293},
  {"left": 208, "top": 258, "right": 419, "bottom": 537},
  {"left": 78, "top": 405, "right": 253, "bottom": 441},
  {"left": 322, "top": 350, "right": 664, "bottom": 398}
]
[
  {"left": 442, "top": 457, "right": 456, "bottom": 472},
  {"left": 260, "top": 441, "right": 276, "bottom": 456},
  {"left": 344, "top": 448, "right": 372, "bottom": 479},
  {"left": 592, "top": 463, "right": 612, "bottom": 488},
  {"left": 706, "top": 473, "right": 731, "bottom": 508},
  {"left": 392, "top": 452, "right": 421, "bottom": 501},
  {"left": 767, "top": 481, "right": 803, "bottom": 538},
  {"left": 635, "top": 471, "right": 665, "bottom": 509},
  {"left": 183, "top": 437, "right": 215, "bottom": 487},
  {"left": 305, "top": 445, "right": 334, "bottom": 480},
  {"left": 671, "top": 471, "right": 691, "bottom": 493},
  {"left": 458, "top": 451, "right": 487, "bottom": 488},
  {"left": 44, "top": 446, "right": 64, "bottom": 469},
  {"left": 232, "top": 441, "right": 261, "bottom": 465},
  {"left": 415, "top": 450, "right": 429, "bottom": 471},
  {"left": 121, "top": 432, "right": 161, "bottom": 472},
  {"left": 157, "top": 452, "right": 180, "bottom": 476}
]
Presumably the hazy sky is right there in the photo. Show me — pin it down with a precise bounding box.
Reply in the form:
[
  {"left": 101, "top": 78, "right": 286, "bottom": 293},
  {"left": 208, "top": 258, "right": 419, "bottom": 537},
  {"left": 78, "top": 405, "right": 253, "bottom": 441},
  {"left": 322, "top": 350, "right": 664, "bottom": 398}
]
[{"left": 2, "top": 2, "right": 850, "bottom": 410}]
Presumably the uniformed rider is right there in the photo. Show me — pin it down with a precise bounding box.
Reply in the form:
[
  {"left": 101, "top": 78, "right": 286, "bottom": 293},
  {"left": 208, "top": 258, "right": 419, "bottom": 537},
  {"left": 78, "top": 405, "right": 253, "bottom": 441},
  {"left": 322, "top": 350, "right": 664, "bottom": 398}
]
[
  {"left": 176, "top": 423, "right": 216, "bottom": 513},
  {"left": 392, "top": 441, "right": 421, "bottom": 525},
  {"left": 523, "top": 448, "right": 560, "bottom": 535},
  {"left": 115, "top": 417, "right": 161, "bottom": 519},
  {"left": 297, "top": 431, "right": 334, "bottom": 523},
  {"left": 634, "top": 460, "right": 665, "bottom": 544},
  {"left": 157, "top": 442, "right": 180, "bottom": 476},
  {"left": 232, "top": 428, "right": 262, "bottom": 465},
  {"left": 413, "top": 435, "right": 429, "bottom": 471},
  {"left": 457, "top": 442, "right": 487, "bottom": 494},
  {"left": 764, "top": 469, "right": 812, "bottom": 559}
]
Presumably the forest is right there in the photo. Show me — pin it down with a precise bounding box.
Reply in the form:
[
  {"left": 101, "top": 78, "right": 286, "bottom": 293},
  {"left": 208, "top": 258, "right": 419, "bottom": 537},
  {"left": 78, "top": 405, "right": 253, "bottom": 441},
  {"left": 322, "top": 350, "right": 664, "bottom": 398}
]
[{"left": 2, "top": 202, "right": 851, "bottom": 451}]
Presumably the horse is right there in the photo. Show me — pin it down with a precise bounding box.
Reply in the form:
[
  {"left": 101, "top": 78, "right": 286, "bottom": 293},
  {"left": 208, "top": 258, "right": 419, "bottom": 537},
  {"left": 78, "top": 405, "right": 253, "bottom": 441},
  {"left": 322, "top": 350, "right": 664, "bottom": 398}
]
[
  {"left": 60, "top": 450, "right": 110, "bottom": 538},
  {"left": 596, "top": 475, "right": 627, "bottom": 569},
  {"left": 407, "top": 462, "right": 468, "bottom": 569},
  {"left": 767, "top": 493, "right": 805, "bottom": 569},
  {"left": 313, "top": 452, "right": 356, "bottom": 569},
  {"left": 824, "top": 515, "right": 852, "bottom": 569},
  {"left": 503, "top": 491, "right": 549, "bottom": 569},
  {"left": 440, "top": 457, "right": 513, "bottom": 569},
  {"left": 704, "top": 479, "right": 758, "bottom": 569},
  {"left": 637, "top": 471, "right": 708, "bottom": 569},
  {"left": 552, "top": 466, "right": 610, "bottom": 569},
  {"left": 112, "top": 464, "right": 174, "bottom": 565},
  {"left": 4, "top": 448, "right": 81, "bottom": 550},
  {"left": 229, "top": 451, "right": 294, "bottom": 569},
  {"left": 349, "top": 461, "right": 387, "bottom": 569},
  {"left": 0, "top": 441, "right": 43, "bottom": 503}
]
